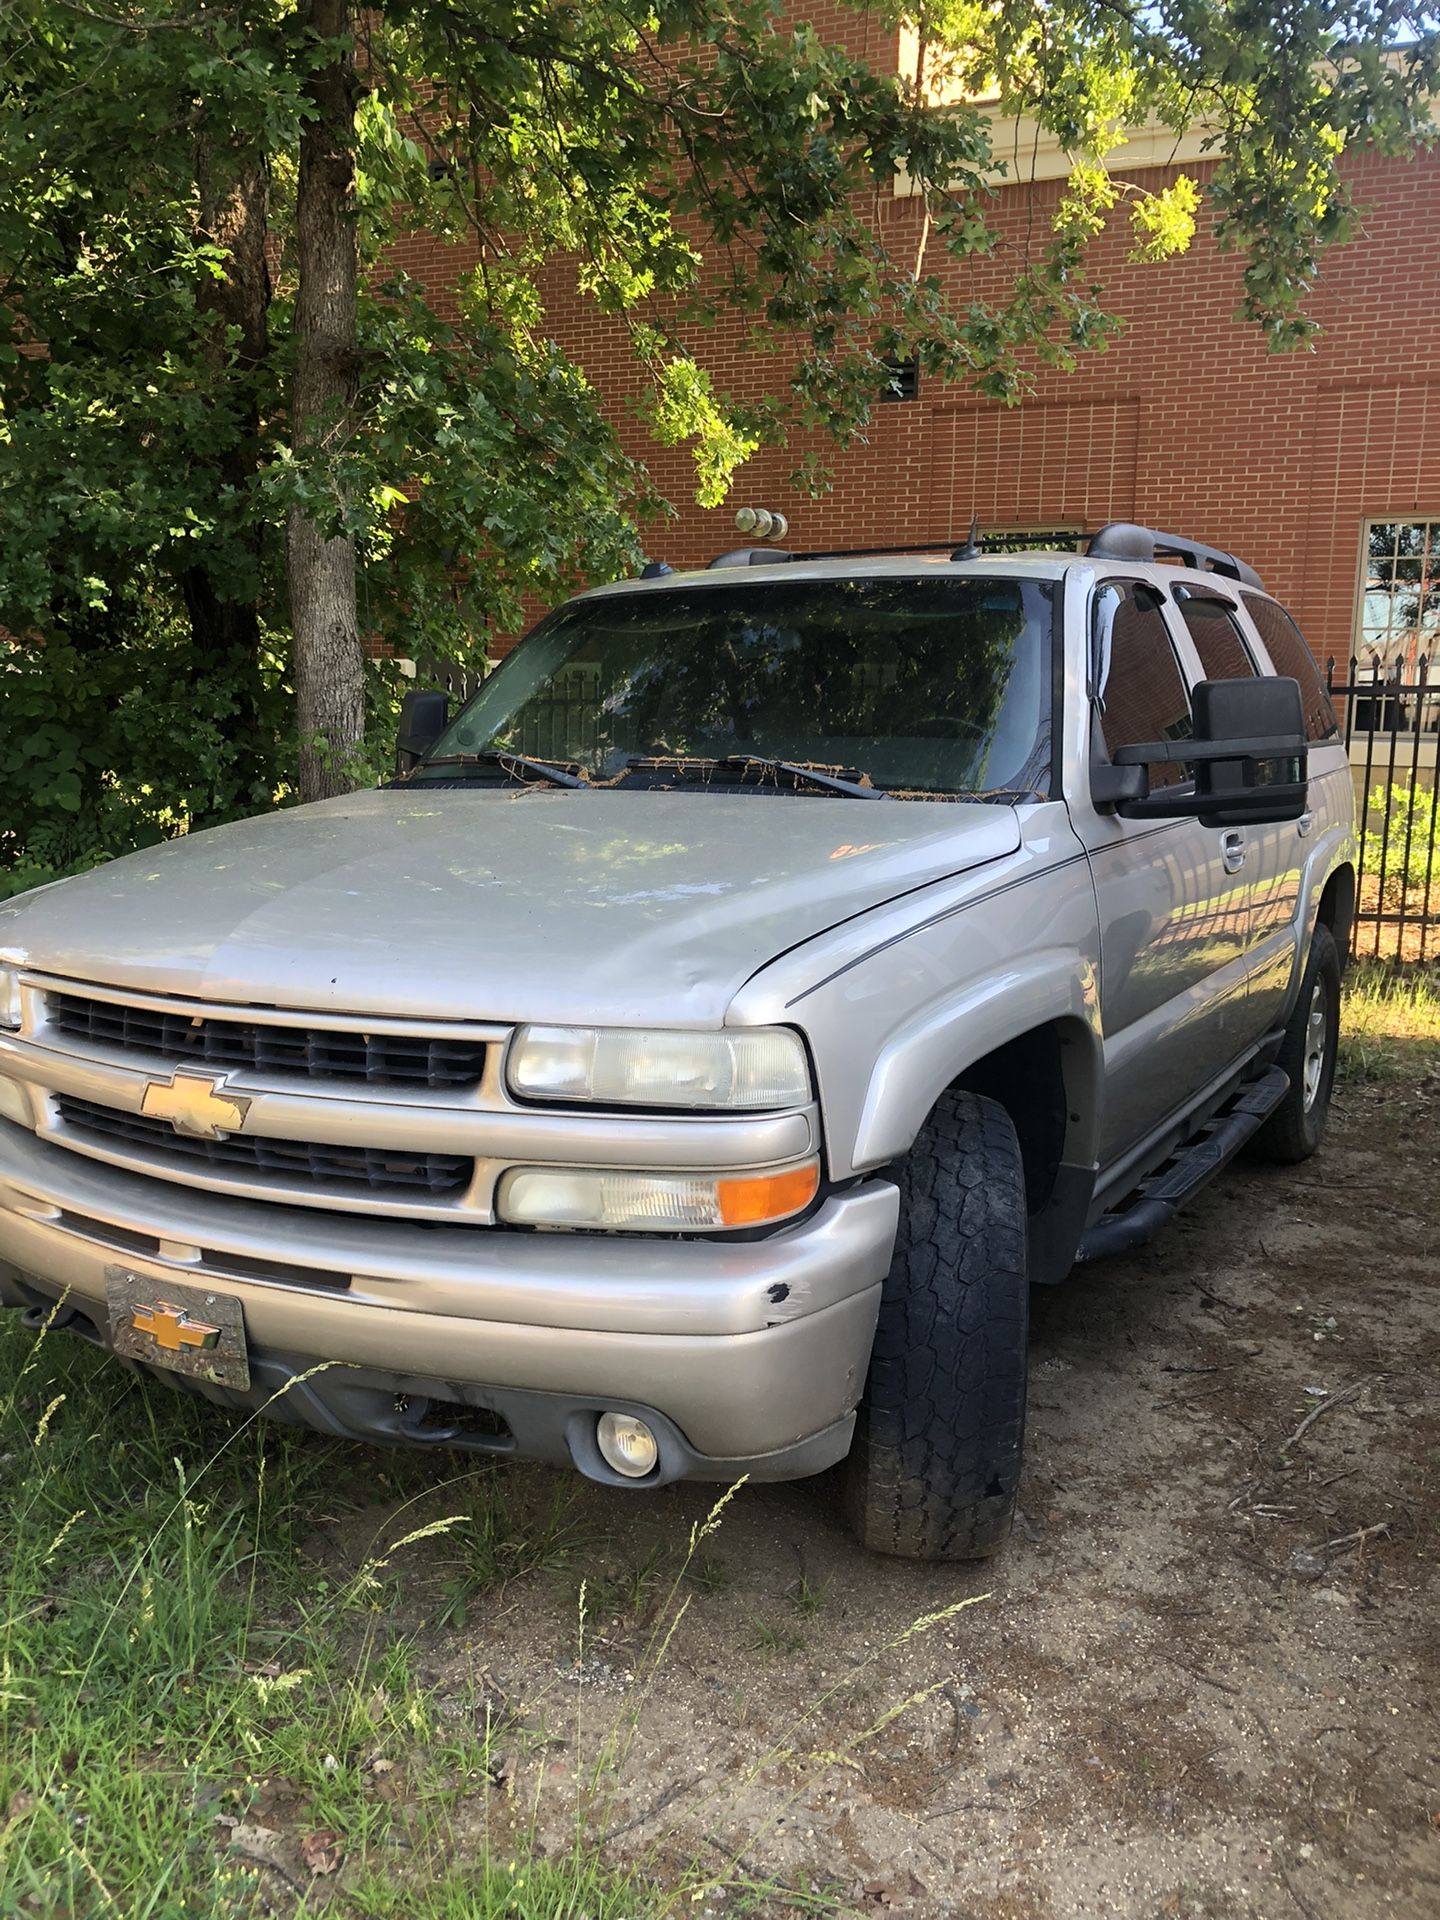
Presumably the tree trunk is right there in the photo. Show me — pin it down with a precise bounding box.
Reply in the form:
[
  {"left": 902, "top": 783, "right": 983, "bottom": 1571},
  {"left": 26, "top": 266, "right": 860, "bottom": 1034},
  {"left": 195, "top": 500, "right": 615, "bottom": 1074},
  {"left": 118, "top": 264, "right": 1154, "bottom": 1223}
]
[
  {"left": 288, "top": 0, "right": 364, "bottom": 803},
  {"left": 184, "top": 138, "right": 272, "bottom": 822}
]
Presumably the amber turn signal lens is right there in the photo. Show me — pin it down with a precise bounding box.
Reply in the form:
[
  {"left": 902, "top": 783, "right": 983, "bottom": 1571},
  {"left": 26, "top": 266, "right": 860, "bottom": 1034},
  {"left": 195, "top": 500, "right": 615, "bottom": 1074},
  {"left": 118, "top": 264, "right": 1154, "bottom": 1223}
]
[{"left": 715, "top": 1160, "right": 820, "bottom": 1227}]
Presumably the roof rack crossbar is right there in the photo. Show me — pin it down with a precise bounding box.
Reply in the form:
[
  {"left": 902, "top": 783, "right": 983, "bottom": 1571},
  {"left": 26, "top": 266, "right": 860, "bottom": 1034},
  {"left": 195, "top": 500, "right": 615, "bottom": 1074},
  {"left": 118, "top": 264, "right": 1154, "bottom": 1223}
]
[
  {"left": 790, "top": 540, "right": 958, "bottom": 560},
  {"left": 707, "top": 534, "right": 1071, "bottom": 566},
  {"left": 1088, "top": 522, "right": 1264, "bottom": 590}
]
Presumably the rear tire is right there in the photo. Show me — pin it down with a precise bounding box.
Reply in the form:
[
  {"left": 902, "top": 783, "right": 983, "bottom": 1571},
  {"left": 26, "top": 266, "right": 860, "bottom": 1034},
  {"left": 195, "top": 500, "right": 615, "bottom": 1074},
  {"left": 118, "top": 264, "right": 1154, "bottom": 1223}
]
[
  {"left": 844, "top": 1090, "right": 1029, "bottom": 1562},
  {"left": 1251, "top": 924, "right": 1341, "bottom": 1165}
]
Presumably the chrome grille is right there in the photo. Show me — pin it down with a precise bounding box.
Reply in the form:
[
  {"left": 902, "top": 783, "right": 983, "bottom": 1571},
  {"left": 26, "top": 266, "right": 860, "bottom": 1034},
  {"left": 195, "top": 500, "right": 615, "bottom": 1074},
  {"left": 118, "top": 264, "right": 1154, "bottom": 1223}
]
[
  {"left": 54, "top": 1096, "right": 473, "bottom": 1198},
  {"left": 46, "top": 991, "right": 487, "bottom": 1090}
]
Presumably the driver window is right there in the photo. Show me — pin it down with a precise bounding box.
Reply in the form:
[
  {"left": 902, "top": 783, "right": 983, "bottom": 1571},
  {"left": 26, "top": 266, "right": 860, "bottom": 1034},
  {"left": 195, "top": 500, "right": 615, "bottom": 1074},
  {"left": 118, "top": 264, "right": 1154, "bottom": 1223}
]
[{"left": 1094, "top": 582, "right": 1193, "bottom": 791}]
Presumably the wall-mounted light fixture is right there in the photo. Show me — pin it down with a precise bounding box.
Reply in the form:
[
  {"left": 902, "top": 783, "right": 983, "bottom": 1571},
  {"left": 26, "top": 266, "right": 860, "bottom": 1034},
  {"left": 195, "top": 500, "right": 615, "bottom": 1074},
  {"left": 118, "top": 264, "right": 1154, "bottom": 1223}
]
[{"left": 734, "top": 506, "right": 789, "bottom": 541}]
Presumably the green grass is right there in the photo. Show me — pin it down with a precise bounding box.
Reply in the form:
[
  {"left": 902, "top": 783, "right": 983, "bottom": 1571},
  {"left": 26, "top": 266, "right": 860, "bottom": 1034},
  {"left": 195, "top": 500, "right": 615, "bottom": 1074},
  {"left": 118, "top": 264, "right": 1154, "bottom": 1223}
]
[
  {"left": 342, "top": 1854, "right": 654, "bottom": 1919},
  {"left": 435, "top": 1484, "right": 593, "bottom": 1630},
  {"left": 744, "top": 1617, "right": 807, "bottom": 1657},
  {"left": 0, "top": 1319, "right": 648, "bottom": 1918},
  {"left": 786, "top": 1575, "right": 827, "bottom": 1620},
  {"left": 1, "top": 1317, "right": 976, "bottom": 1916},
  {"left": 1338, "top": 959, "right": 1440, "bottom": 1083}
]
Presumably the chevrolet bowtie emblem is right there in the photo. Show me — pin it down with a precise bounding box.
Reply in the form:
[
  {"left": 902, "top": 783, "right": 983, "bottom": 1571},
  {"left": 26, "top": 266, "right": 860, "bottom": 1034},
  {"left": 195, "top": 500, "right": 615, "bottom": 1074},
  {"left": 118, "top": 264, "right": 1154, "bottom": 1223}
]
[
  {"left": 140, "top": 1069, "right": 252, "bottom": 1140},
  {"left": 129, "top": 1300, "right": 222, "bottom": 1353}
]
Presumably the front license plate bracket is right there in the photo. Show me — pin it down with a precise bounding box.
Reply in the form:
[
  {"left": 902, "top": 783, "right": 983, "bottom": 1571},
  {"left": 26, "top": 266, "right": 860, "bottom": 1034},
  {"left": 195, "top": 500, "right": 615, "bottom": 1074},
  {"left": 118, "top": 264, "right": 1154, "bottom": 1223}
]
[{"left": 105, "top": 1266, "right": 251, "bottom": 1391}]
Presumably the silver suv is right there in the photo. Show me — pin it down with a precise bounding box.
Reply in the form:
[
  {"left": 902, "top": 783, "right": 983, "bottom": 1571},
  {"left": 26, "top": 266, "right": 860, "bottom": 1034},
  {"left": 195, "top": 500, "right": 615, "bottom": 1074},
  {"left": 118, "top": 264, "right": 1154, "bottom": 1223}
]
[{"left": 0, "top": 524, "right": 1355, "bottom": 1560}]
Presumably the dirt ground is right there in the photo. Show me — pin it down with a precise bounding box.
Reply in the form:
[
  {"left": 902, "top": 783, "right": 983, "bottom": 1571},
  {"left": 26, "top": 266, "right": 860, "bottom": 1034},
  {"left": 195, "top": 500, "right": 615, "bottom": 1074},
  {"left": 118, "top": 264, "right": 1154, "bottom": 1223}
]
[{"left": 307, "top": 1055, "right": 1439, "bottom": 1920}]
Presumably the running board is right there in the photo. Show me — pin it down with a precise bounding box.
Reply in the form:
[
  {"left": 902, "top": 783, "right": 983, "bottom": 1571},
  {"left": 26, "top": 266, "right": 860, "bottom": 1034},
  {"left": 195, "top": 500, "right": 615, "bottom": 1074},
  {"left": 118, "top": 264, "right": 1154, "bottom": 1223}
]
[{"left": 1075, "top": 1066, "right": 1290, "bottom": 1264}]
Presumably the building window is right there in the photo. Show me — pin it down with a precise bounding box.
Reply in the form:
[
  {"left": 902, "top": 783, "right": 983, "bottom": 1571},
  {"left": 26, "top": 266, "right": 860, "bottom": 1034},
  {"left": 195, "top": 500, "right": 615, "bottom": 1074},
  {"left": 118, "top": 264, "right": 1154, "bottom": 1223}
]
[
  {"left": 1358, "top": 519, "right": 1440, "bottom": 672},
  {"left": 880, "top": 357, "right": 920, "bottom": 401}
]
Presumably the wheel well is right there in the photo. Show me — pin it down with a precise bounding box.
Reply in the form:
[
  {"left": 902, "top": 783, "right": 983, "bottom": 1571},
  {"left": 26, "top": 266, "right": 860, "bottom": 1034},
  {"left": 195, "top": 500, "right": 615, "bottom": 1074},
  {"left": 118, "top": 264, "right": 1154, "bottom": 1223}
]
[
  {"left": 951, "top": 1023, "right": 1083, "bottom": 1220},
  {"left": 1315, "top": 864, "right": 1356, "bottom": 968}
]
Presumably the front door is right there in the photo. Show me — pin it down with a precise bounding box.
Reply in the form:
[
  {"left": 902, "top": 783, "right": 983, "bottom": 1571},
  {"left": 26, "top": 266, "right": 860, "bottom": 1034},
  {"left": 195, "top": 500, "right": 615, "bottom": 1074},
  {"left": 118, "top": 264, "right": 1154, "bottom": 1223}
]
[{"left": 1078, "top": 579, "right": 1252, "bottom": 1168}]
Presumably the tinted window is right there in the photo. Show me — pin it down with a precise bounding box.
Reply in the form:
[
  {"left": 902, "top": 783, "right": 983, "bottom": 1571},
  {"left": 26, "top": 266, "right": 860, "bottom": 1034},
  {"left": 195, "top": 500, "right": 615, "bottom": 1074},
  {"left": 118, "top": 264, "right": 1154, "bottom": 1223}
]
[
  {"left": 1242, "top": 593, "right": 1340, "bottom": 741},
  {"left": 1094, "top": 582, "right": 1192, "bottom": 791},
  {"left": 423, "top": 576, "right": 1056, "bottom": 799},
  {"left": 1177, "top": 594, "right": 1257, "bottom": 680}
]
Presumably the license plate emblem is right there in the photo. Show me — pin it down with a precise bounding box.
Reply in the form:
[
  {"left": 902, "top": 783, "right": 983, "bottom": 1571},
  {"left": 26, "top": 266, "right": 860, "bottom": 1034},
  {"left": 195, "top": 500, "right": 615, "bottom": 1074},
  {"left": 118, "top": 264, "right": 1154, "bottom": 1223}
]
[{"left": 105, "top": 1267, "right": 250, "bottom": 1390}]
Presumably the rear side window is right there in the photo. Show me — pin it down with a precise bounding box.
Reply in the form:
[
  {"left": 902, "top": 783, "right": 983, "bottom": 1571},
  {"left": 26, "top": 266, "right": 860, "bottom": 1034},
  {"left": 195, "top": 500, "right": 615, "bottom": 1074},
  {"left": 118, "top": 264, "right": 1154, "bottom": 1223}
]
[
  {"left": 1176, "top": 594, "right": 1257, "bottom": 680},
  {"left": 1094, "top": 581, "right": 1192, "bottom": 791},
  {"left": 1241, "top": 593, "right": 1341, "bottom": 741}
]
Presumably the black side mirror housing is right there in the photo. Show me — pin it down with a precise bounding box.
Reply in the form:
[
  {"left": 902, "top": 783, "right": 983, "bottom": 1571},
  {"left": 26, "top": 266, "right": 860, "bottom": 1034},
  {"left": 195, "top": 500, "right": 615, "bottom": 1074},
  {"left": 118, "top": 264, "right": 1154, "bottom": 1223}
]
[
  {"left": 1188, "top": 676, "right": 1309, "bottom": 827},
  {"left": 1099, "top": 675, "right": 1309, "bottom": 829},
  {"left": 395, "top": 688, "right": 449, "bottom": 776}
]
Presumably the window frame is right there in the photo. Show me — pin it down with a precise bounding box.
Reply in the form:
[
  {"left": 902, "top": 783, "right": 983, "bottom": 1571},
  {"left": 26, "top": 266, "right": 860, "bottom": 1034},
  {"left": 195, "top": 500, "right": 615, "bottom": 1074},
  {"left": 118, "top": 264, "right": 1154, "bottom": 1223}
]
[{"left": 1353, "top": 515, "right": 1440, "bottom": 673}]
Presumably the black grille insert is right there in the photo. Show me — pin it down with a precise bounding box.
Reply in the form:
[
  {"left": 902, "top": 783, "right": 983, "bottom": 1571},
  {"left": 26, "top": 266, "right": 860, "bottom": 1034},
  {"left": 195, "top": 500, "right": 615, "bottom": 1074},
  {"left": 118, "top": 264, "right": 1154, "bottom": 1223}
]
[
  {"left": 47, "top": 992, "right": 487, "bottom": 1091},
  {"left": 55, "top": 1096, "right": 472, "bottom": 1198},
  {"left": 55, "top": 1210, "right": 351, "bottom": 1291}
]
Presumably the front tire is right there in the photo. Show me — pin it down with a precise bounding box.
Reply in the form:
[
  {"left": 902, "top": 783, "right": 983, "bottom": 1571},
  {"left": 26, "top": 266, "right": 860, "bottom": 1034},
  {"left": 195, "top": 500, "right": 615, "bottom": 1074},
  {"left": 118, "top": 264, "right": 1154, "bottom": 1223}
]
[
  {"left": 1251, "top": 923, "right": 1341, "bottom": 1165},
  {"left": 844, "top": 1090, "right": 1029, "bottom": 1562}
]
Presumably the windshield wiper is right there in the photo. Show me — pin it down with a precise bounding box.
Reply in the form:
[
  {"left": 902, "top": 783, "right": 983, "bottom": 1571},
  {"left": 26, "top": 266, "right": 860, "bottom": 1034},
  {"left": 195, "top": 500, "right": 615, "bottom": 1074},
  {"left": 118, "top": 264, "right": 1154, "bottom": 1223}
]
[
  {"left": 719, "top": 755, "right": 889, "bottom": 801},
  {"left": 412, "top": 751, "right": 588, "bottom": 790}
]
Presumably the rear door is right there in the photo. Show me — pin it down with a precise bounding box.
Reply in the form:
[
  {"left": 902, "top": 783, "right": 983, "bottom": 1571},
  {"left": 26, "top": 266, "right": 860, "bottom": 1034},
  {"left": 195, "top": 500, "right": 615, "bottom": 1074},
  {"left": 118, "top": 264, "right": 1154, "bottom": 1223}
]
[
  {"left": 1079, "top": 578, "right": 1252, "bottom": 1167},
  {"left": 1168, "top": 587, "right": 1301, "bottom": 1041},
  {"left": 1238, "top": 592, "right": 1346, "bottom": 1022}
]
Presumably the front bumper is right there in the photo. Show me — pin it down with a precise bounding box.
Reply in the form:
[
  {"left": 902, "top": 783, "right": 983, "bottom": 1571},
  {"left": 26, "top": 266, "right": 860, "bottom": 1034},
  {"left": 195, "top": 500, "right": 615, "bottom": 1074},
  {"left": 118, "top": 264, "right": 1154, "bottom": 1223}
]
[{"left": 0, "top": 1120, "right": 898, "bottom": 1479}]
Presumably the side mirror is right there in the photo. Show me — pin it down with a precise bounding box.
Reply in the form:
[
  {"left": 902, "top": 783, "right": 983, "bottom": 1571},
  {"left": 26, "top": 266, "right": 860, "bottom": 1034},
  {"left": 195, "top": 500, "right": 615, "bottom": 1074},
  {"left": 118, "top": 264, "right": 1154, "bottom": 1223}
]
[
  {"left": 395, "top": 688, "right": 449, "bottom": 775},
  {"left": 1098, "top": 675, "right": 1309, "bottom": 828}
]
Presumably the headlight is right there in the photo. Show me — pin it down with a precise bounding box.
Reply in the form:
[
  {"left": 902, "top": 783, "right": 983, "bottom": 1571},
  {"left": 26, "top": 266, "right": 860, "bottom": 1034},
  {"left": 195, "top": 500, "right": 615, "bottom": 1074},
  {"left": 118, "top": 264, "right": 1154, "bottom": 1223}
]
[
  {"left": 0, "top": 967, "right": 18, "bottom": 1032},
  {"left": 497, "top": 1159, "right": 820, "bottom": 1232},
  {"left": 507, "top": 1025, "right": 811, "bottom": 1110}
]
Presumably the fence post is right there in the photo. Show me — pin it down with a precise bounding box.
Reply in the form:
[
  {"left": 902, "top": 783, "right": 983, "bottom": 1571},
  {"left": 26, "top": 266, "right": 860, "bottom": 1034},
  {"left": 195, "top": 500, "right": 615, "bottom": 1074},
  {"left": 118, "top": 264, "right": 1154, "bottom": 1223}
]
[{"left": 1421, "top": 654, "right": 1438, "bottom": 964}]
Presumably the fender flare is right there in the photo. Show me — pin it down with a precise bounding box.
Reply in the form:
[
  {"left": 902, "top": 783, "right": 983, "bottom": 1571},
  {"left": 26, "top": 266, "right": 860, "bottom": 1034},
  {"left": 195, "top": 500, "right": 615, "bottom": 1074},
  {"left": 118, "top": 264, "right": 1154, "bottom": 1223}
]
[{"left": 849, "top": 951, "right": 1104, "bottom": 1174}]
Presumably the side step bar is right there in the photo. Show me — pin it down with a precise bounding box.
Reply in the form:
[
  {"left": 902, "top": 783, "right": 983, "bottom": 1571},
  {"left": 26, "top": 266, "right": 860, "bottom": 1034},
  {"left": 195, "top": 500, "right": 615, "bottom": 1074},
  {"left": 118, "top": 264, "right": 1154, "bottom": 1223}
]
[{"left": 1075, "top": 1066, "right": 1290, "bottom": 1264}]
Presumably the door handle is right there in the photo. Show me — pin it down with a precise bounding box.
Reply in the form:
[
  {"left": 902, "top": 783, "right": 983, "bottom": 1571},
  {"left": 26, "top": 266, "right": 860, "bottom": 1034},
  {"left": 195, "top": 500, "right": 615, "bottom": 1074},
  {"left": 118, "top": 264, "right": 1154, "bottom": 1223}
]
[
  {"left": 1220, "top": 830, "right": 1247, "bottom": 874},
  {"left": 1297, "top": 811, "right": 1315, "bottom": 838}
]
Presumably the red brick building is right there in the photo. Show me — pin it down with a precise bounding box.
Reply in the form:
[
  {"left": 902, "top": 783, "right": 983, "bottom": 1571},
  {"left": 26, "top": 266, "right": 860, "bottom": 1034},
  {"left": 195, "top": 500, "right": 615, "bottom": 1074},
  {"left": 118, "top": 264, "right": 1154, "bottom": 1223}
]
[{"left": 400, "top": 10, "right": 1440, "bottom": 674}]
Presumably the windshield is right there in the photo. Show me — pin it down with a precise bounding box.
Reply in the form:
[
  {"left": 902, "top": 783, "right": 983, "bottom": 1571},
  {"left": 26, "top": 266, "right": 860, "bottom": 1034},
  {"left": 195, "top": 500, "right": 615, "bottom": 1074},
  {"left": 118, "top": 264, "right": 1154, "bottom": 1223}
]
[{"left": 417, "top": 574, "right": 1055, "bottom": 798}]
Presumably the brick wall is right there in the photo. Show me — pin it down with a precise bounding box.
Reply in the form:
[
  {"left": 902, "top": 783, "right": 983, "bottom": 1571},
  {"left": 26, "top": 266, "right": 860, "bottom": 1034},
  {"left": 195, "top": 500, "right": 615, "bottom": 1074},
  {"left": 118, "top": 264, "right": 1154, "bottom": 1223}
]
[{"left": 395, "top": 11, "right": 1440, "bottom": 668}]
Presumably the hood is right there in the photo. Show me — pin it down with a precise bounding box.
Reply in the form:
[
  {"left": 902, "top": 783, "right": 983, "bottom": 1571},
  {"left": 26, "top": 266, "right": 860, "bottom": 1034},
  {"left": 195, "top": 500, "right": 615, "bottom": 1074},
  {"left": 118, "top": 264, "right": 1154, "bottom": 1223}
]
[{"left": 0, "top": 788, "right": 1020, "bottom": 1026}]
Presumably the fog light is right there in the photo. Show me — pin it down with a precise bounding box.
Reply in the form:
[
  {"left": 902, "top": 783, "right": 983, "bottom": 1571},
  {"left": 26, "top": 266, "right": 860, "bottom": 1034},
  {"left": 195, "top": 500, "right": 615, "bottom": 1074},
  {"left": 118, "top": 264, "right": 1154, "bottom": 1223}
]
[{"left": 596, "top": 1411, "right": 659, "bottom": 1479}]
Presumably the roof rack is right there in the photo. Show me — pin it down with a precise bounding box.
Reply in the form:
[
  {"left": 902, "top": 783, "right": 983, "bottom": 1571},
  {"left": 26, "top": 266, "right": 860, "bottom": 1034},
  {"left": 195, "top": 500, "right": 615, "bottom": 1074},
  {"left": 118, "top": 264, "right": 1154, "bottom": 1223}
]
[
  {"left": 791, "top": 540, "right": 956, "bottom": 561},
  {"left": 1088, "top": 522, "right": 1263, "bottom": 590},
  {"left": 670, "top": 523, "right": 1261, "bottom": 584},
  {"left": 705, "top": 536, "right": 1015, "bottom": 568},
  {"left": 706, "top": 531, "right": 1081, "bottom": 568}
]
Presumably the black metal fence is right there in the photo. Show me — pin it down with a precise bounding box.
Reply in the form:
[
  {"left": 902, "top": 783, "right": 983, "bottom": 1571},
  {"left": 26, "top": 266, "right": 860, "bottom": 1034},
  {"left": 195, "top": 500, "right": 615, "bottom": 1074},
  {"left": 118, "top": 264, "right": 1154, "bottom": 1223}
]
[{"left": 1326, "top": 655, "right": 1439, "bottom": 962}]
